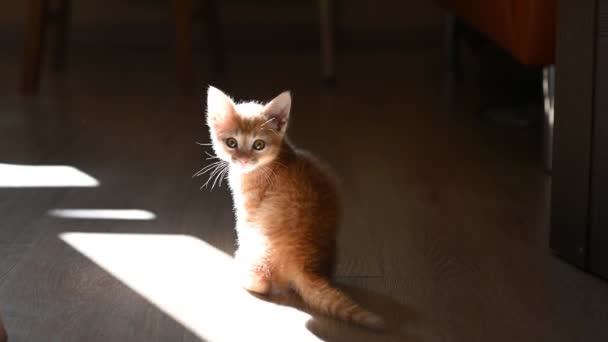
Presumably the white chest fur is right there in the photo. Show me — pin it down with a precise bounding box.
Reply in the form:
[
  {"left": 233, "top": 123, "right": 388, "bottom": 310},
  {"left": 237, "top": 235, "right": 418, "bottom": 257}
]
[
  {"left": 228, "top": 169, "right": 247, "bottom": 226},
  {"left": 227, "top": 169, "right": 270, "bottom": 252}
]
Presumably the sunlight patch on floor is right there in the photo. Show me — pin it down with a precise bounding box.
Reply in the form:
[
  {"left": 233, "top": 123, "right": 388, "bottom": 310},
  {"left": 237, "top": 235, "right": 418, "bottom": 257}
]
[
  {"left": 59, "top": 232, "right": 320, "bottom": 341},
  {"left": 0, "top": 163, "right": 99, "bottom": 187},
  {"left": 48, "top": 209, "right": 156, "bottom": 220}
]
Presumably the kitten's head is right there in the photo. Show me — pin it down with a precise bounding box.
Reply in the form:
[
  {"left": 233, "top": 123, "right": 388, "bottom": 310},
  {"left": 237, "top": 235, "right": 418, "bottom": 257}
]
[{"left": 206, "top": 86, "right": 291, "bottom": 174}]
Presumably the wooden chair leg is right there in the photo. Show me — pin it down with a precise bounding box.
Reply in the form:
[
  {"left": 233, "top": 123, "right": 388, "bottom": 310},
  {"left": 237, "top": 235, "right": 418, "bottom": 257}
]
[
  {"left": 319, "top": 0, "right": 336, "bottom": 84},
  {"left": 173, "top": 0, "right": 195, "bottom": 96},
  {"left": 21, "top": 0, "right": 50, "bottom": 94},
  {"left": 52, "top": 0, "right": 71, "bottom": 72},
  {"left": 201, "top": 0, "right": 225, "bottom": 74},
  {"left": 443, "top": 14, "right": 457, "bottom": 114}
]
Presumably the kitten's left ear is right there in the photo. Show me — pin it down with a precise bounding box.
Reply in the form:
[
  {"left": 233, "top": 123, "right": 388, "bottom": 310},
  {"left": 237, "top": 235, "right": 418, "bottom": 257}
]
[{"left": 262, "top": 91, "right": 291, "bottom": 133}]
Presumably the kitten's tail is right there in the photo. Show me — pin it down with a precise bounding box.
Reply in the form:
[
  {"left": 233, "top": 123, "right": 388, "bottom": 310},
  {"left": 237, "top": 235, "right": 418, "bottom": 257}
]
[{"left": 291, "top": 272, "right": 386, "bottom": 330}]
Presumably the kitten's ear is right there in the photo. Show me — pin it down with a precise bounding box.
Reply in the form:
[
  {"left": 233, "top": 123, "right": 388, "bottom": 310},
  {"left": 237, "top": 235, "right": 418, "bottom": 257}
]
[
  {"left": 206, "top": 86, "right": 237, "bottom": 130},
  {"left": 262, "top": 91, "right": 291, "bottom": 133}
]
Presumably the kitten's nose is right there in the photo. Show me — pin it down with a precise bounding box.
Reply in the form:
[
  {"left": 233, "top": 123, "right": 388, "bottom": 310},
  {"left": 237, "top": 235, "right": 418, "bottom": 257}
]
[{"left": 239, "top": 158, "right": 250, "bottom": 165}]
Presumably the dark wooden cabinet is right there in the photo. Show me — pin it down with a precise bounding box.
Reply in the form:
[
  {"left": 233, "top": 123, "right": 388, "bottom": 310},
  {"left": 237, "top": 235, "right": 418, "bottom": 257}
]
[{"left": 551, "top": 0, "right": 608, "bottom": 279}]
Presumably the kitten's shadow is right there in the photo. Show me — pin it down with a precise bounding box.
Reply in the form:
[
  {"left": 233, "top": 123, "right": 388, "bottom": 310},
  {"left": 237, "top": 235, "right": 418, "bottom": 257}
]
[{"left": 250, "top": 282, "right": 419, "bottom": 342}]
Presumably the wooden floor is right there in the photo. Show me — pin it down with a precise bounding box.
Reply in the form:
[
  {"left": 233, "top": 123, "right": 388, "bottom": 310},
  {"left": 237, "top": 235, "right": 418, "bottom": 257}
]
[{"left": 1, "top": 47, "right": 607, "bottom": 342}]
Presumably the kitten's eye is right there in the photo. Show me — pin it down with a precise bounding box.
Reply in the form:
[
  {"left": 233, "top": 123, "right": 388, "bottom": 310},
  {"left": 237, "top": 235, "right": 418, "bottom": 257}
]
[
  {"left": 252, "top": 140, "right": 266, "bottom": 151},
  {"left": 225, "top": 138, "right": 238, "bottom": 149}
]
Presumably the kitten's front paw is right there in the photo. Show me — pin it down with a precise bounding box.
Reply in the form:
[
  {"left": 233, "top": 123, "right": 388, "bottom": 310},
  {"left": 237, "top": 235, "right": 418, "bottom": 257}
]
[{"left": 238, "top": 271, "right": 271, "bottom": 295}]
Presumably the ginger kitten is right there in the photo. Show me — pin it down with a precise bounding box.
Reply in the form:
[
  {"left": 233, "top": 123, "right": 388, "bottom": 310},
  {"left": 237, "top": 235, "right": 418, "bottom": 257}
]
[{"left": 203, "top": 86, "right": 385, "bottom": 330}]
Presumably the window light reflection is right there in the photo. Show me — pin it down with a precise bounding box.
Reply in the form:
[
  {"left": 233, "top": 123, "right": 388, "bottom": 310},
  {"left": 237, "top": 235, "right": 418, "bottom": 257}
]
[
  {"left": 0, "top": 163, "right": 99, "bottom": 188},
  {"left": 59, "top": 233, "right": 319, "bottom": 341}
]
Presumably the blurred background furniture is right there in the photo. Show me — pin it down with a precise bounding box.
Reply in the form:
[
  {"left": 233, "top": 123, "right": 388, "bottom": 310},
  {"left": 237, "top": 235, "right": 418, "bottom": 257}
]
[
  {"left": 21, "top": 0, "right": 219, "bottom": 95},
  {"left": 21, "top": 0, "right": 336, "bottom": 95},
  {"left": 437, "top": 0, "right": 555, "bottom": 67},
  {"left": 435, "top": 0, "right": 556, "bottom": 171}
]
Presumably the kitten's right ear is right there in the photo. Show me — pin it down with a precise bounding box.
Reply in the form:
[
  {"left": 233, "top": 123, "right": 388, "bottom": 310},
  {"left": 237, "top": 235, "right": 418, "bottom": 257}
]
[
  {"left": 262, "top": 91, "right": 291, "bottom": 133},
  {"left": 206, "top": 86, "right": 236, "bottom": 129}
]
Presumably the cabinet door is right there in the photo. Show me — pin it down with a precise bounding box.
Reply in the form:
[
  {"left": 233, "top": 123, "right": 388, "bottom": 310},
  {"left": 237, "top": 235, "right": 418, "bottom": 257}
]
[{"left": 550, "top": 0, "right": 596, "bottom": 269}]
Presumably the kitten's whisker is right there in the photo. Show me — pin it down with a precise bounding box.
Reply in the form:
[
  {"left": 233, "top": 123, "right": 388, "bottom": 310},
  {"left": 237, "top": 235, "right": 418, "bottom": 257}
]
[
  {"left": 193, "top": 161, "right": 222, "bottom": 177},
  {"left": 218, "top": 165, "right": 229, "bottom": 187},
  {"left": 197, "top": 160, "right": 221, "bottom": 171},
  {"left": 193, "top": 165, "right": 215, "bottom": 178},
  {"left": 193, "top": 166, "right": 211, "bottom": 178},
  {"left": 201, "top": 161, "right": 221, "bottom": 170},
  {"left": 217, "top": 169, "right": 225, "bottom": 188},
  {"left": 211, "top": 164, "right": 229, "bottom": 190},
  {"left": 259, "top": 166, "right": 276, "bottom": 188},
  {"left": 259, "top": 117, "right": 275, "bottom": 128},
  {"left": 265, "top": 170, "right": 274, "bottom": 188},
  {"left": 262, "top": 128, "right": 281, "bottom": 136},
  {"left": 208, "top": 163, "right": 225, "bottom": 178},
  {"left": 211, "top": 165, "right": 228, "bottom": 190},
  {"left": 223, "top": 168, "right": 229, "bottom": 183},
  {"left": 272, "top": 161, "right": 287, "bottom": 169},
  {"left": 203, "top": 162, "right": 227, "bottom": 189},
  {"left": 204, "top": 151, "right": 219, "bottom": 160},
  {"left": 196, "top": 142, "right": 213, "bottom": 146},
  {"left": 202, "top": 170, "right": 218, "bottom": 188},
  {"left": 268, "top": 167, "right": 278, "bottom": 187},
  {"left": 205, "top": 167, "right": 222, "bottom": 185}
]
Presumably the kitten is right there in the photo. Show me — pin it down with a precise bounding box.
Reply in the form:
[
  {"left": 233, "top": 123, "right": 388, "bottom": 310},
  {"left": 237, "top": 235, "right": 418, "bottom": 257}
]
[{"left": 204, "top": 86, "right": 385, "bottom": 330}]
